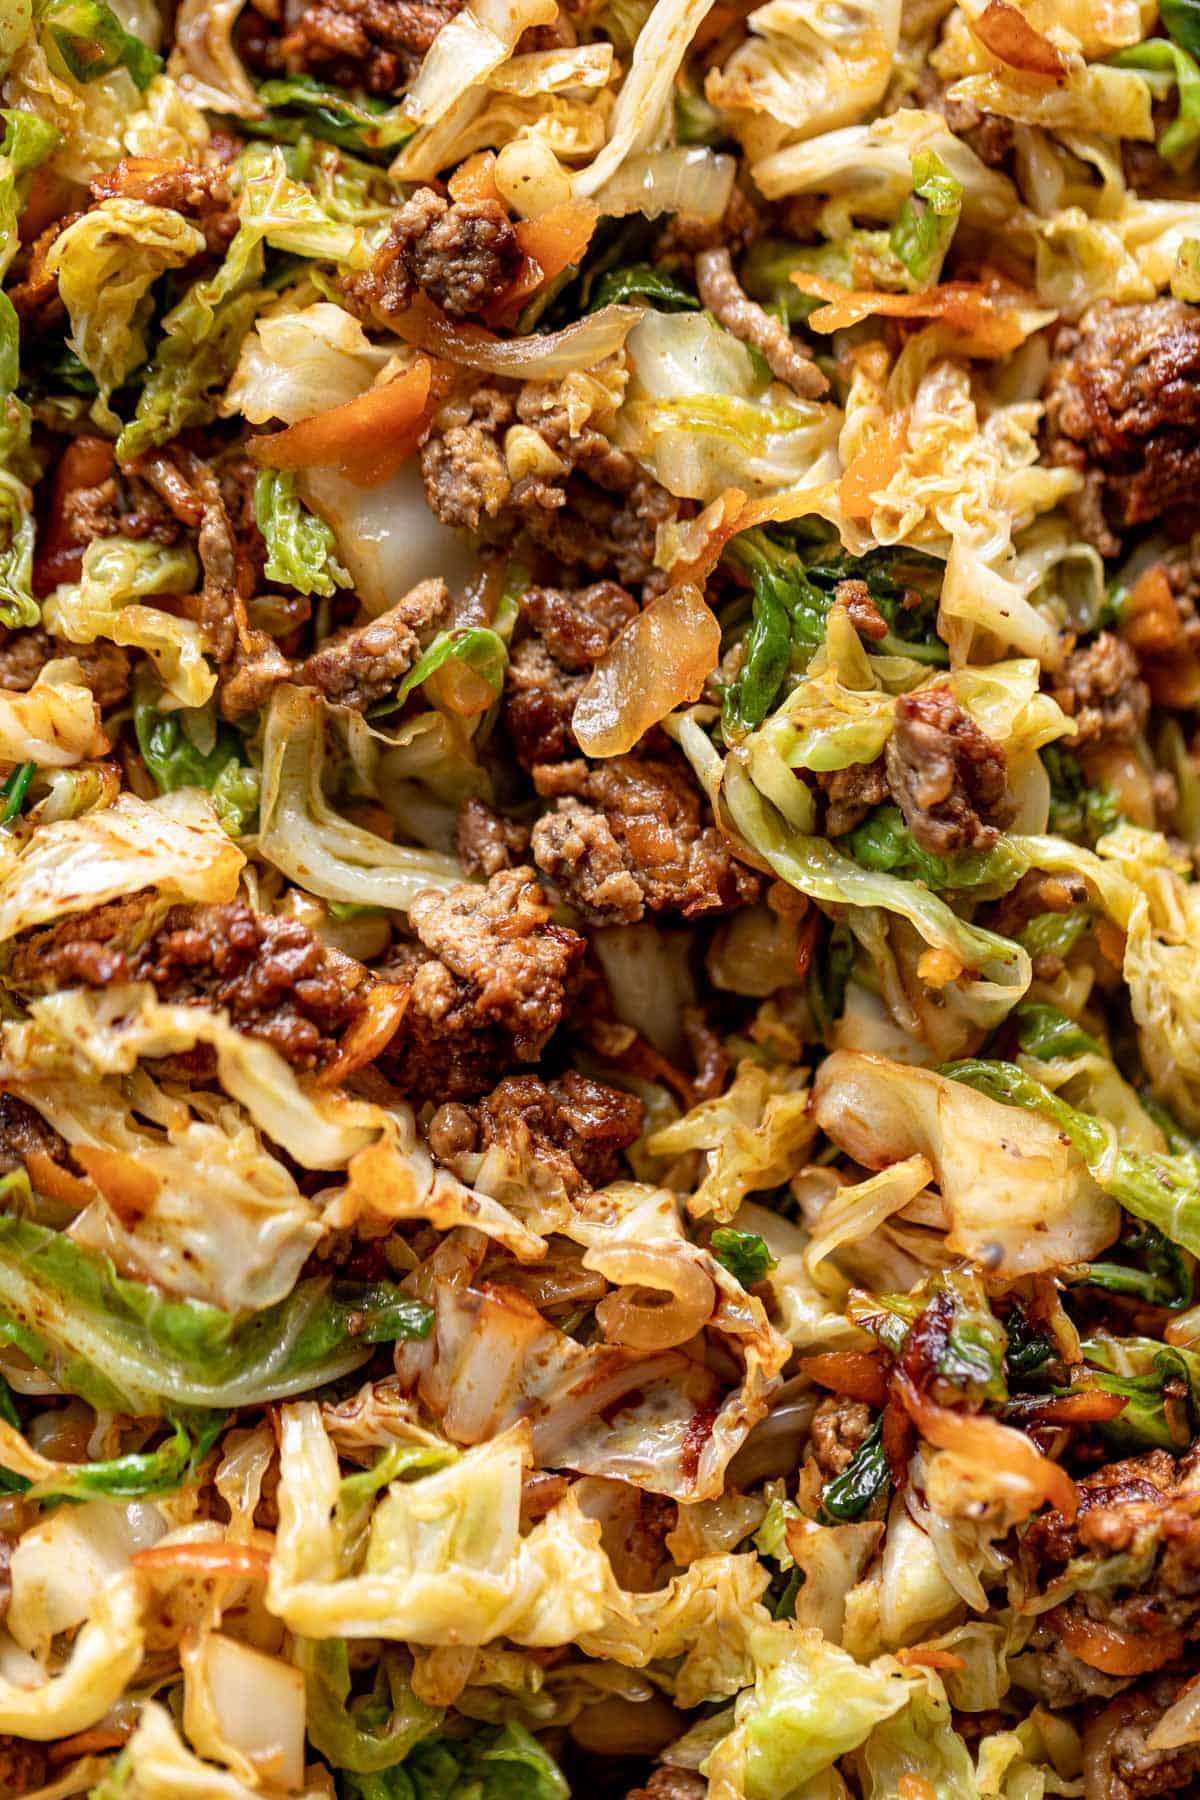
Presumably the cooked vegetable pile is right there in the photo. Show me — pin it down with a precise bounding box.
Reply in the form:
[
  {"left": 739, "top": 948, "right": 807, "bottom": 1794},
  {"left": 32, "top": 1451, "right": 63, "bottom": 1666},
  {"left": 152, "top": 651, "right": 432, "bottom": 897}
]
[{"left": 0, "top": 0, "right": 1199, "bottom": 1793}]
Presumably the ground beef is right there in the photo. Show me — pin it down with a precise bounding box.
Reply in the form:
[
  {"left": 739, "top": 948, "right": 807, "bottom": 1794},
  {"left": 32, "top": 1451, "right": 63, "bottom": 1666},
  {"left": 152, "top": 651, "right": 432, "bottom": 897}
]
[
  {"left": 834, "top": 578, "right": 889, "bottom": 641},
  {"left": 0, "top": 1739, "right": 47, "bottom": 1795},
  {"left": 1022, "top": 1443, "right": 1200, "bottom": 1709},
  {"left": 43, "top": 437, "right": 182, "bottom": 558},
  {"left": 9, "top": 899, "right": 370, "bottom": 1072},
  {"left": 1086, "top": 1682, "right": 1200, "bottom": 1800},
  {"left": 815, "top": 757, "right": 890, "bottom": 837},
  {"left": 277, "top": 0, "right": 465, "bottom": 93},
  {"left": 421, "top": 371, "right": 679, "bottom": 590},
  {"left": 654, "top": 183, "right": 763, "bottom": 275},
  {"left": 695, "top": 247, "right": 828, "bottom": 398},
  {"left": 441, "top": 1070, "right": 645, "bottom": 1190},
  {"left": 1043, "top": 300, "right": 1200, "bottom": 554},
  {"left": 345, "top": 188, "right": 521, "bottom": 321},
  {"left": 625, "top": 1771, "right": 708, "bottom": 1800},
  {"left": 454, "top": 797, "right": 531, "bottom": 878},
  {"left": 89, "top": 156, "right": 236, "bottom": 253},
  {"left": 808, "top": 1394, "right": 873, "bottom": 1479},
  {"left": 530, "top": 755, "right": 761, "bottom": 924},
  {"left": 299, "top": 578, "right": 449, "bottom": 707},
  {"left": 884, "top": 685, "right": 1013, "bottom": 854},
  {"left": 0, "top": 1094, "right": 72, "bottom": 1177},
  {"left": 1049, "top": 632, "right": 1149, "bottom": 747},
  {"left": 7, "top": 215, "right": 78, "bottom": 330},
  {"left": 219, "top": 633, "right": 293, "bottom": 722},
  {"left": 382, "top": 867, "right": 586, "bottom": 1101},
  {"left": 504, "top": 580, "right": 639, "bottom": 769},
  {"left": 1024, "top": 1448, "right": 1183, "bottom": 1579},
  {"left": 0, "top": 628, "right": 131, "bottom": 709}
]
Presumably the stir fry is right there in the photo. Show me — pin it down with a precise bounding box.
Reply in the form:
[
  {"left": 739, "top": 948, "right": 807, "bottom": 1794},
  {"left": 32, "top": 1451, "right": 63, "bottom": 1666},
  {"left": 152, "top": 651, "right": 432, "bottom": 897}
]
[{"left": 0, "top": 0, "right": 1197, "bottom": 1793}]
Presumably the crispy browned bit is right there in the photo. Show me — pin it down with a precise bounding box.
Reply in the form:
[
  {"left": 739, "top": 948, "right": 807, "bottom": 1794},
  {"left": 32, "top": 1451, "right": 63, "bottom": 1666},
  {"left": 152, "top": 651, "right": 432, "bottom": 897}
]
[
  {"left": 1043, "top": 300, "right": 1200, "bottom": 555},
  {"left": 9, "top": 899, "right": 371, "bottom": 1072},
  {"left": 884, "top": 686, "right": 1014, "bottom": 854},
  {"left": 808, "top": 1393, "right": 874, "bottom": 1479},
  {"left": 345, "top": 187, "right": 522, "bottom": 321},
  {"left": 7, "top": 214, "right": 79, "bottom": 330},
  {"left": 381, "top": 867, "right": 586, "bottom": 1101},
  {"left": 466, "top": 1069, "right": 645, "bottom": 1190},
  {"left": 0, "top": 1094, "right": 73, "bottom": 1177},
  {"left": 834, "top": 577, "right": 889, "bottom": 640},
  {"left": 1084, "top": 1681, "right": 1200, "bottom": 1800},
  {"left": 89, "top": 157, "right": 236, "bottom": 252},
  {"left": 530, "top": 754, "right": 761, "bottom": 925},
  {"left": 0, "top": 629, "right": 132, "bottom": 709}
]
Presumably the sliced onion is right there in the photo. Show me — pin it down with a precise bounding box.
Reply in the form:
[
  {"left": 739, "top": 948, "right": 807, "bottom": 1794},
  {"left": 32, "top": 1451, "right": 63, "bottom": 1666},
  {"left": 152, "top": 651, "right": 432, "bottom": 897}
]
[
  {"left": 573, "top": 584, "right": 721, "bottom": 758},
  {"left": 1147, "top": 1679, "right": 1200, "bottom": 1752},
  {"left": 595, "top": 1248, "right": 716, "bottom": 1351},
  {"left": 392, "top": 295, "right": 642, "bottom": 379},
  {"left": 970, "top": 0, "right": 1066, "bottom": 74},
  {"left": 593, "top": 148, "right": 736, "bottom": 223},
  {"left": 183, "top": 1632, "right": 306, "bottom": 1792}
]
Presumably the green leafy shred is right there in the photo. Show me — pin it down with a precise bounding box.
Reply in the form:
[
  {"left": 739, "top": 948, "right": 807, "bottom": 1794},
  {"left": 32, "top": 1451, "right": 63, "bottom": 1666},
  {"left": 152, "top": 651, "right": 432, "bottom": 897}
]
[
  {"left": 889, "top": 149, "right": 963, "bottom": 286},
  {"left": 844, "top": 805, "right": 1024, "bottom": 893},
  {"left": 0, "top": 1214, "right": 432, "bottom": 1417},
  {"left": 1043, "top": 744, "right": 1121, "bottom": 845},
  {"left": 341, "top": 1722, "right": 569, "bottom": 1800},
  {"left": 254, "top": 468, "right": 350, "bottom": 599},
  {"left": 43, "top": 0, "right": 160, "bottom": 89},
  {"left": 254, "top": 76, "right": 413, "bottom": 155},
  {"left": 297, "top": 1638, "right": 441, "bottom": 1774},
  {"left": 720, "top": 533, "right": 948, "bottom": 740},
  {"left": 819, "top": 1419, "right": 889, "bottom": 1522},
  {"left": 1014, "top": 1001, "right": 1102, "bottom": 1061},
  {"left": 710, "top": 1227, "right": 777, "bottom": 1287},
  {"left": 1077, "top": 1223, "right": 1194, "bottom": 1312},
  {"left": 1161, "top": 0, "right": 1200, "bottom": 65},
  {"left": 588, "top": 262, "right": 699, "bottom": 311},
  {"left": 1112, "top": 38, "right": 1200, "bottom": 165},
  {"left": 133, "top": 679, "right": 259, "bottom": 836}
]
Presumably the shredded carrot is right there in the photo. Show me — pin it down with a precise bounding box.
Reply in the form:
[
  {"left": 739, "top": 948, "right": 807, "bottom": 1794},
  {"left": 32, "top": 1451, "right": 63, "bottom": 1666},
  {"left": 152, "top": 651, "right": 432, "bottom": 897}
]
[
  {"left": 448, "top": 151, "right": 504, "bottom": 207},
  {"left": 895, "top": 1647, "right": 967, "bottom": 1672},
  {"left": 488, "top": 200, "right": 599, "bottom": 326},
  {"left": 33, "top": 436, "right": 117, "bottom": 596},
  {"left": 24, "top": 1148, "right": 96, "bottom": 1212},
  {"left": 72, "top": 1147, "right": 161, "bottom": 1222},
  {"left": 839, "top": 411, "right": 909, "bottom": 522},
  {"left": 895, "top": 1370, "right": 1078, "bottom": 1519},
  {"left": 1122, "top": 565, "right": 1181, "bottom": 656},
  {"left": 132, "top": 1542, "right": 272, "bottom": 1580},
  {"left": 250, "top": 356, "right": 453, "bottom": 488},
  {"left": 804, "top": 1351, "right": 889, "bottom": 1411},
  {"left": 792, "top": 272, "right": 1036, "bottom": 353}
]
